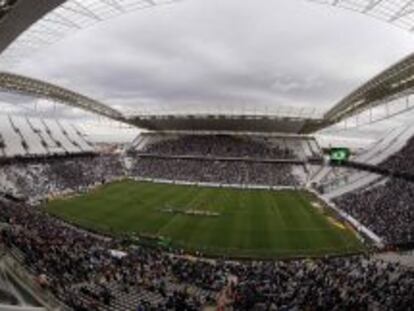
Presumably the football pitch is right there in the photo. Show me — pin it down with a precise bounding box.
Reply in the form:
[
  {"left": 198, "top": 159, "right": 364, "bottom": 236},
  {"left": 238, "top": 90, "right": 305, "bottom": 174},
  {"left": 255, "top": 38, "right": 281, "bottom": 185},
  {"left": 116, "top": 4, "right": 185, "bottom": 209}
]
[{"left": 45, "top": 180, "right": 365, "bottom": 259}]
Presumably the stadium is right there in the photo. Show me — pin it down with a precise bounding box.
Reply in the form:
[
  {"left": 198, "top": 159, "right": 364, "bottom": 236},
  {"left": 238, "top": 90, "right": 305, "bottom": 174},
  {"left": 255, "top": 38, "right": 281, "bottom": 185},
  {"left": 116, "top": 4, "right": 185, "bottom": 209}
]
[{"left": 0, "top": 0, "right": 413, "bottom": 310}]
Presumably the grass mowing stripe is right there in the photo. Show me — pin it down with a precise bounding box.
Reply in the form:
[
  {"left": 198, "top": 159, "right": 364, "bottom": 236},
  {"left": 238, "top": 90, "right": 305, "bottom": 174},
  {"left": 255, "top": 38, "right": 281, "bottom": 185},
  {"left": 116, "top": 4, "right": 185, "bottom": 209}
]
[
  {"left": 157, "top": 187, "right": 210, "bottom": 238},
  {"left": 152, "top": 185, "right": 196, "bottom": 227},
  {"left": 45, "top": 180, "right": 365, "bottom": 259},
  {"left": 264, "top": 192, "right": 289, "bottom": 252}
]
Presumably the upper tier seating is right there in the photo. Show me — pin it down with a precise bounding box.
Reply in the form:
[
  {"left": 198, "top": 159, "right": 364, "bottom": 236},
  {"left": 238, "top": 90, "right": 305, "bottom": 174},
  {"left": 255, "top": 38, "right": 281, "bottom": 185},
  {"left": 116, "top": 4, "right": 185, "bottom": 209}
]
[
  {"left": 129, "top": 134, "right": 313, "bottom": 186},
  {"left": 134, "top": 134, "right": 307, "bottom": 160},
  {"left": 0, "top": 116, "right": 95, "bottom": 158},
  {"left": 132, "top": 157, "right": 302, "bottom": 186}
]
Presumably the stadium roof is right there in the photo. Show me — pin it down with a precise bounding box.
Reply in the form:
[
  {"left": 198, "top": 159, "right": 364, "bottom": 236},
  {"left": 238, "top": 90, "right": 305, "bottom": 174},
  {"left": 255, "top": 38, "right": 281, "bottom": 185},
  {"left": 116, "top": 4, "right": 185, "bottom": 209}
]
[
  {"left": 308, "top": 0, "right": 414, "bottom": 32},
  {"left": 128, "top": 114, "right": 326, "bottom": 134},
  {"left": 0, "top": 0, "right": 178, "bottom": 67},
  {"left": 0, "top": 0, "right": 413, "bottom": 134},
  {"left": 0, "top": 71, "right": 125, "bottom": 120},
  {"left": 0, "top": 0, "right": 414, "bottom": 68},
  {"left": 324, "top": 52, "right": 414, "bottom": 124}
]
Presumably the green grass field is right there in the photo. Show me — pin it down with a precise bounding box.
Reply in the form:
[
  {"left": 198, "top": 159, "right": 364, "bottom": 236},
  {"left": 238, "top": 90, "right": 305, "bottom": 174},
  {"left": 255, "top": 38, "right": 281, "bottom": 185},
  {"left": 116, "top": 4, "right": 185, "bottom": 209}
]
[{"left": 45, "top": 180, "right": 365, "bottom": 259}]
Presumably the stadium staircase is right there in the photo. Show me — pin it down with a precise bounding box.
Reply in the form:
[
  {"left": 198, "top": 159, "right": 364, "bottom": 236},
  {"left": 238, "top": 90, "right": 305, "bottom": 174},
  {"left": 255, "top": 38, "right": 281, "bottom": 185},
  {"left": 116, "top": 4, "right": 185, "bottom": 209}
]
[
  {"left": 41, "top": 120, "right": 65, "bottom": 154},
  {"left": 26, "top": 118, "right": 50, "bottom": 155},
  {"left": 0, "top": 116, "right": 96, "bottom": 159},
  {"left": 0, "top": 135, "right": 5, "bottom": 158},
  {"left": 320, "top": 124, "right": 414, "bottom": 198},
  {"left": 8, "top": 116, "right": 28, "bottom": 156},
  {"left": 353, "top": 125, "right": 413, "bottom": 164},
  {"left": 0, "top": 248, "right": 63, "bottom": 311}
]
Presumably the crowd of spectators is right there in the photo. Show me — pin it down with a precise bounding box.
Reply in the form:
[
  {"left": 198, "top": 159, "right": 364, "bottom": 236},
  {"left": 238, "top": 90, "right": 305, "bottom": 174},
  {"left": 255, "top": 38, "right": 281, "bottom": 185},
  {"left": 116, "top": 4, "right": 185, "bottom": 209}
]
[
  {"left": 0, "top": 136, "right": 305, "bottom": 194},
  {"left": 334, "top": 178, "right": 414, "bottom": 245},
  {"left": 132, "top": 158, "right": 301, "bottom": 187},
  {"left": 0, "top": 198, "right": 413, "bottom": 310},
  {"left": 0, "top": 134, "right": 413, "bottom": 309},
  {"left": 334, "top": 136, "right": 414, "bottom": 246},
  {"left": 0, "top": 137, "right": 412, "bottom": 309},
  {"left": 0, "top": 199, "right": 212, "bottom": 311},
  {"left": 0, "top": 155, "right": 124, "bottom": 201},
  {"left": 130, "top": 135, "right": 304, "bottom": 186},
  {"left": 138, "top": 135, "right": 297, "bottom": 159},
  {"left": 381, "top": 135, "right": 414, "bottom": 174}
]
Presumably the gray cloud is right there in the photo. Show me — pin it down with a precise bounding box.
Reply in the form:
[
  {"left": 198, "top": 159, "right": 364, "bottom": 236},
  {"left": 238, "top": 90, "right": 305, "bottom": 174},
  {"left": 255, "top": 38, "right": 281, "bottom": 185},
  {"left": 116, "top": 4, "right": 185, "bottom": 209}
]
[{"left": 0, "top": 0, "right": 412, "bottom": 141}]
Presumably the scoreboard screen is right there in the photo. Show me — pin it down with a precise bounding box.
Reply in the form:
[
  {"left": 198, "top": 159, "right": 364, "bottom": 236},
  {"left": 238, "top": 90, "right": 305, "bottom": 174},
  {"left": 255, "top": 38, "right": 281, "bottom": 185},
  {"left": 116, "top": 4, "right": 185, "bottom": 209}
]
[{"left": 329, "top": 147, "right": 351, "bottom": 163}]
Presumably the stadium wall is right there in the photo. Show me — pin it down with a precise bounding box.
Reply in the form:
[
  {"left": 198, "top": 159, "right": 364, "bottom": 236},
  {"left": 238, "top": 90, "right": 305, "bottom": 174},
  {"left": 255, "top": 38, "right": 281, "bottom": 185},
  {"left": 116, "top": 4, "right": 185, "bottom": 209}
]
[{"left": 131, "top": 177, "right": 301, "bottom": 191}]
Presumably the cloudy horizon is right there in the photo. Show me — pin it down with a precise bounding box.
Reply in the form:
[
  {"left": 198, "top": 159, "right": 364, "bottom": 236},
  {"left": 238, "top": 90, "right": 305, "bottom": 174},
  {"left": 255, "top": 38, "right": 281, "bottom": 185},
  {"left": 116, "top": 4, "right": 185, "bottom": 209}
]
[{"left": 1, "top": 0, "right": 413, "bottom": 143}]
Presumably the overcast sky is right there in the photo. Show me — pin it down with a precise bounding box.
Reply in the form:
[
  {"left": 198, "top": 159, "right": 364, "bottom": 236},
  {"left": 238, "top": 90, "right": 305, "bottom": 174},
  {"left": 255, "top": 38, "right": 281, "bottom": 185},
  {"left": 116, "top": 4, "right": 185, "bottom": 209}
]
[{"left": 2, "top": 0, "right": 414, "bottom": 142}]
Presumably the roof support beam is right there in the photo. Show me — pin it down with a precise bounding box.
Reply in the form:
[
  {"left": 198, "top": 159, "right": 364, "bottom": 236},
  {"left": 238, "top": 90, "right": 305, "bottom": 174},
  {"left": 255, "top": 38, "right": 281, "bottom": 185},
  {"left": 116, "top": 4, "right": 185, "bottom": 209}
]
[
  {"left": 2, "top": 0, "right": 414, "bottom": 69},
  {"left": 100, "top": 0, "right": 124, "bottom": 12},
  {"left": 389, "top": 0, "right": 414, "bottom": 21},
  {"left": 362, "top": 0, "right": 385, "bottom": 13},
  {"left": 43, "top": 11, "right": 82, "bottom": 29},
  {"left": 323, "top": 52, "right": 414, "bottom": 125},
  {"left": 60, "top": 0, "right": 102, "bottom": 21},
  {"left": 0, "top": 72, "right": 126, "bottom": 122}
]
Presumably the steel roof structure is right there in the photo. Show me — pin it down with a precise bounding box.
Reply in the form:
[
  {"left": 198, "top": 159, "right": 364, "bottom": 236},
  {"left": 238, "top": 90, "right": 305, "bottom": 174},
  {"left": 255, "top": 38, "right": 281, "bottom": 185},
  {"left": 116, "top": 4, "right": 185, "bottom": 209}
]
[
  {"left": 308, "top": 0, "right": 414, "bottom": 32},
  {"left": 0, "top": 0, "right": 179, "bottom": 67},
  {"left": 324, "top": 52, "right": 414, "bottom": 124},
  {"left": 1, "top": 0, "right": 414, "bottom": 68},
  {"left": 0, "top": 71, "right": 124, "bottom": 120},
  {"left": 0, "top": 0, "right": 413, "bottom": 133},
  {"left": 128, "top": 114, "right": 326, "bottom": 134}
]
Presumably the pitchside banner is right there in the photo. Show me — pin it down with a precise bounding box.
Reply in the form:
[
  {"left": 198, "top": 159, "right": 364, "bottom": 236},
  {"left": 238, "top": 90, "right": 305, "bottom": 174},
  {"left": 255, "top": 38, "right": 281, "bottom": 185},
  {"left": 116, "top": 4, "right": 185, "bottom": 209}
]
[{"left": 329, "top": 147, "right": 351, "bottom": 163}]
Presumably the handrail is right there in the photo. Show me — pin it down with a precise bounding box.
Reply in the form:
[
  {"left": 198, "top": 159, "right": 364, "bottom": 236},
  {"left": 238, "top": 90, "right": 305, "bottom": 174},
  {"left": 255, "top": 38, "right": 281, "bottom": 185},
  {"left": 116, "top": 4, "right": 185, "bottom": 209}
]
[{"left": 0, "top": 252, "right": 69, "bottom": 311}]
